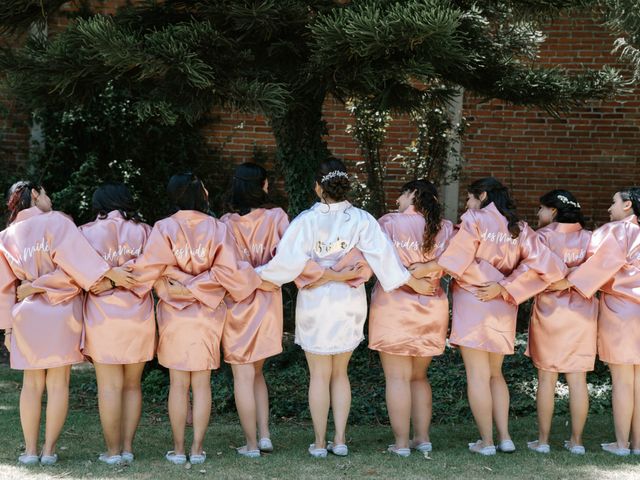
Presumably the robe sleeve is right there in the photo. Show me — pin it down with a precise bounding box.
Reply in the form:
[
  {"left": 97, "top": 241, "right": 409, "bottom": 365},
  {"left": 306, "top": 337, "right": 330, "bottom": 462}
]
[
  {"left": 256, "top": 212, "right": 314, "bottom": 286},
  {"left": 153, "top": 276, "right": 197, "bottom": 310},
  {"left": 0, "top": 252, "right": 16, "bottom": 330},
  {"left": 332, "top": 249, "right": 373, "bottom": 288},
  {"left": 499, "top": 226, "right": 567, "bottom": 304},
  {"left": 295, "top": 249, "right": 372, "bottom": 289},
  {"left": 294, "top": 261, "right": 326, "bottom": 289},
  {"left": 355, "top": 211, "right": 410, "bottom": 292},
  {"left": 48, "top": 213, "right": 110, "bottom": 290},
  {"left": 181, "top": 225, "right": 261, "bottom": 307},
  {"left": 31, "top": 267, "right": 82, "bottom": 305},
  {"left": 273, "top": 210, "right": 290, "bottom": 256},
  {"left": 437, "top": 210, "right": 481, "bottom": 278},
  {"left": 568, "top": 223, "right": 627, "bottom": 298},
  {"left": 130, "top": 222, "right": 178, "bottom": 297}
]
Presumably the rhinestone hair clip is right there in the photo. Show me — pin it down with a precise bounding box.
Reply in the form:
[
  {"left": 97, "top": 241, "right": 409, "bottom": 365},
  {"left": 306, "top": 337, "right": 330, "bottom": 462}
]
[
  {"left": 557, "top": 194, "right": 580, "bottom": 208},
  {"left": 321, "top": 170, "right": 349, "bottom": 183}
]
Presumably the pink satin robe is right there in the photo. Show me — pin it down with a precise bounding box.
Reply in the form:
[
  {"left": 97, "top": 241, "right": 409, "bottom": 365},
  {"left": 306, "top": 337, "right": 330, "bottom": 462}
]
[
  {"left": 220, "top": 208, "right": 289, "bottom": 364},
  {"left": 568, "top": 215, "right": 640, "bottom": 365},
  {"left": 0, "top": 207, "right": 110, "bottom": 369},
  {"left": 526, "top": 223, "right": 597, "bottom": 372},
  {"left": 132, "top": 210, "right": 261, "bottom": 371},
  {"left": 80, "top": 211, "right": 155, "bottom": 364},
  {"left": 368, "top": 208, "right": 454, "bottom": 357},
  {"left": 437, "top": 202, "right": 567, "bottom": 354}
]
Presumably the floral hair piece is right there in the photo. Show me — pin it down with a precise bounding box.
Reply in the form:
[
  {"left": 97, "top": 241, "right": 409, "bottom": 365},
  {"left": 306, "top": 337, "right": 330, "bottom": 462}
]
[
  {"left": 556, "top": 194, "right": 580, "bottom": 209},
  {"left": 321, "top": 170, "right": 349, "bottom": 183}
]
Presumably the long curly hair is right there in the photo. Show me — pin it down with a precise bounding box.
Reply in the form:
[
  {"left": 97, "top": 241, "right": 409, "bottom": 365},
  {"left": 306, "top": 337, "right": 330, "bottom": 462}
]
[{"left": 402, "top": 179, "right": 443, "bottom": 254}]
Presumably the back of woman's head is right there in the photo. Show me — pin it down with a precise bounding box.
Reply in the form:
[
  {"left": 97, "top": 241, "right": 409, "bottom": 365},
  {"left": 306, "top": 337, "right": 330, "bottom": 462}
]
[
  {"left": 402, "top": 179, "right": 443, "bottom": 254},
  {"left": 468, "top": 177, "right": 521, "bottom": 238},
  {"left": 6, "top": 180, "right": 41, "bottom": 225},
  {"left": 539, "top": 189, "right": 585, "bottom": 226},
  {"left": 225, "top": 163, "right": 270, "bottom": 215},
  {"left": 620, "top": 187, "right": 640, "bottom": 217},
  {"left": 92, "top": 183, "right": 142, "bottom": 222},
  {"left": 316, "top": 157, "right": 351, "bottom": 203},
  {"left": 167, "top": 173, "right": 209, "bottom": 214}
]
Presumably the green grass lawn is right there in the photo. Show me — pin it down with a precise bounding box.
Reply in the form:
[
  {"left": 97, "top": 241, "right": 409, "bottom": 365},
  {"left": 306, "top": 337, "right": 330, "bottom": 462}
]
[{"left": 0, "top": 363, "right": 639, "bottom": 479}]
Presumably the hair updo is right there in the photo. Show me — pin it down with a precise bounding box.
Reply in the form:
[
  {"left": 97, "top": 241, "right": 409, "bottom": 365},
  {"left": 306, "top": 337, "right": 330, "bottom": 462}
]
[
  {"left": 539, "top": 189, "right": 585, "bottom": 227},
  {"left": 316, "top": 157, "right": 351, "bottom": 203},
  {"left": 620, "top": 187, "right": 640, "bottom": 218}
]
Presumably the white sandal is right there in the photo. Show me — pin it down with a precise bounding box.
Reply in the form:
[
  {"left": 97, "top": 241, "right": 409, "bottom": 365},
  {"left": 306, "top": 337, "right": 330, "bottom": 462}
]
[
  {"left": 98, "top": 453, "right": 122, "bottom": 465},
  {"left": 189, "top": 451, "right": 206, "bottom": 464},
  {"left": 165, "top": 450, "right": 187, "bottom": 465},
  {"left": 387, "top": 444, "right": 411, "bottom": 457},
  {"left": 497, "top": 439, "right": 516, "bottom": 453},
  {"left": 237, "top": 446, "right": 260, "bottom": 458},
  {"left": 327, "top": 441, "right": 348, "bottom": 456},
  {"left": 468, "top": 440, "right": 496, "bottom": 456},
  {"left": 17, "top": 453, "right": 39, "bottom": 465},
  {"left": 601, "top": 442, "right": 630, "bottom": 456},
  {"left": 564, "top": 441, "right": 585, "bottom": 455},
  {"left": 121, "top": 451, "right": 134, "bottom": 463},
  {"left": 258, "top": 438, "right": 273, "bottom": 453},
  {"left": 40, "top": 453, "right": 58, "bottom": 466},
  {"left": 308, "top": 444, "right": 328, "bottom": 458},
  {"left": 410, "top": 441, "right": 432, "bottom": 453},
  {"left": 527, "top": 441, "right": 550, "bottom": 453}
]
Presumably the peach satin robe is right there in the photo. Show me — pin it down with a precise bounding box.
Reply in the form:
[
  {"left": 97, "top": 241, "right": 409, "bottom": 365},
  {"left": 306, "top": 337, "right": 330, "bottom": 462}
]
[
  {"left": 80, "top": 210, "right": 155, "bottom": 364},
  {"left": 568, "top": 215, "right": 640, "bottom": 365},
  {"left": 220, "top": 208, "right": 289, "bottom": 364},
  {"left": 437, "top": 203, "right": 567, "bottom": 354},
  {"left": 132, "top": 210, "right": 261, "bottom": 371},
  {"left": 0, "top": 207, "right": 109, "bottom": 369},
  {"left": 368, "top": 207, "right": 454, "bottom": 357},
  {"left": 526, "top": 222, "right": 597, "bottom": 372}
]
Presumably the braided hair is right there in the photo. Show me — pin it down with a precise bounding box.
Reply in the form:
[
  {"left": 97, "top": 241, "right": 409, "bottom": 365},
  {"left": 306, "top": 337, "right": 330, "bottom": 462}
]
[
  {"left": 468, "top": 177, "right": 521, "bottom": 238},
  {"left": 402, "top": 179, "right": 443, "bottom": 254},
  {"left": 6, "top": 180, "right": 42, "bottom": 225}
]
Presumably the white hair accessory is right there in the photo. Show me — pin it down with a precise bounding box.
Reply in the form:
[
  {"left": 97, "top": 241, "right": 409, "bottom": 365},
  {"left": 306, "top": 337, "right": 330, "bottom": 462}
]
[
  {"left": 557, "top": 195, "right": 580, "bottom": 208},
  {"left": 321, "top": 170, "right": 349, "bottom": 183}
]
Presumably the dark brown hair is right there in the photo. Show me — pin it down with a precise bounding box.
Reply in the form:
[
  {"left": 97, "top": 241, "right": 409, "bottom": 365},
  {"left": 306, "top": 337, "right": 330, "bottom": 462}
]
[{"left": 402, "top": 179, "right": 442, "bottom": 254}]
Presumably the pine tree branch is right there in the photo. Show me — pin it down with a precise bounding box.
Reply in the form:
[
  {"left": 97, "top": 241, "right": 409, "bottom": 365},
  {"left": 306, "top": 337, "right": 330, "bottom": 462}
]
[{"left": 0, "top": 0, "right": 68, "bottom": 33}]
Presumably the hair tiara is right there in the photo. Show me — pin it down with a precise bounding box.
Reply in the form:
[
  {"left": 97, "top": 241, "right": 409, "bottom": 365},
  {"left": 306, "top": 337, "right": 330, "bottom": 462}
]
[
  {"left": 321, "top": 170, "right": 349, "bottom": 183},
  {"left": 557, "top": 194, "right": 580, "bottom": 209}
]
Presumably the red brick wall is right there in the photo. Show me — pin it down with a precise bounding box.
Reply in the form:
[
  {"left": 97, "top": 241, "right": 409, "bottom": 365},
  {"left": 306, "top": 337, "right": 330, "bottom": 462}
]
[
  {"left": 461, "top": 15, "right": 640, "bottom": 228},
  {"left": 2, "top": 6, "right": 639, "bottom": 227}
]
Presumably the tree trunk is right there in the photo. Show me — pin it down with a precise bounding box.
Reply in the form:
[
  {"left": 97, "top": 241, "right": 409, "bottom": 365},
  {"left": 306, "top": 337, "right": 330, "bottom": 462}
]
[{"left": 271, "top": 89, "right": 331, "bottom": 216}]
